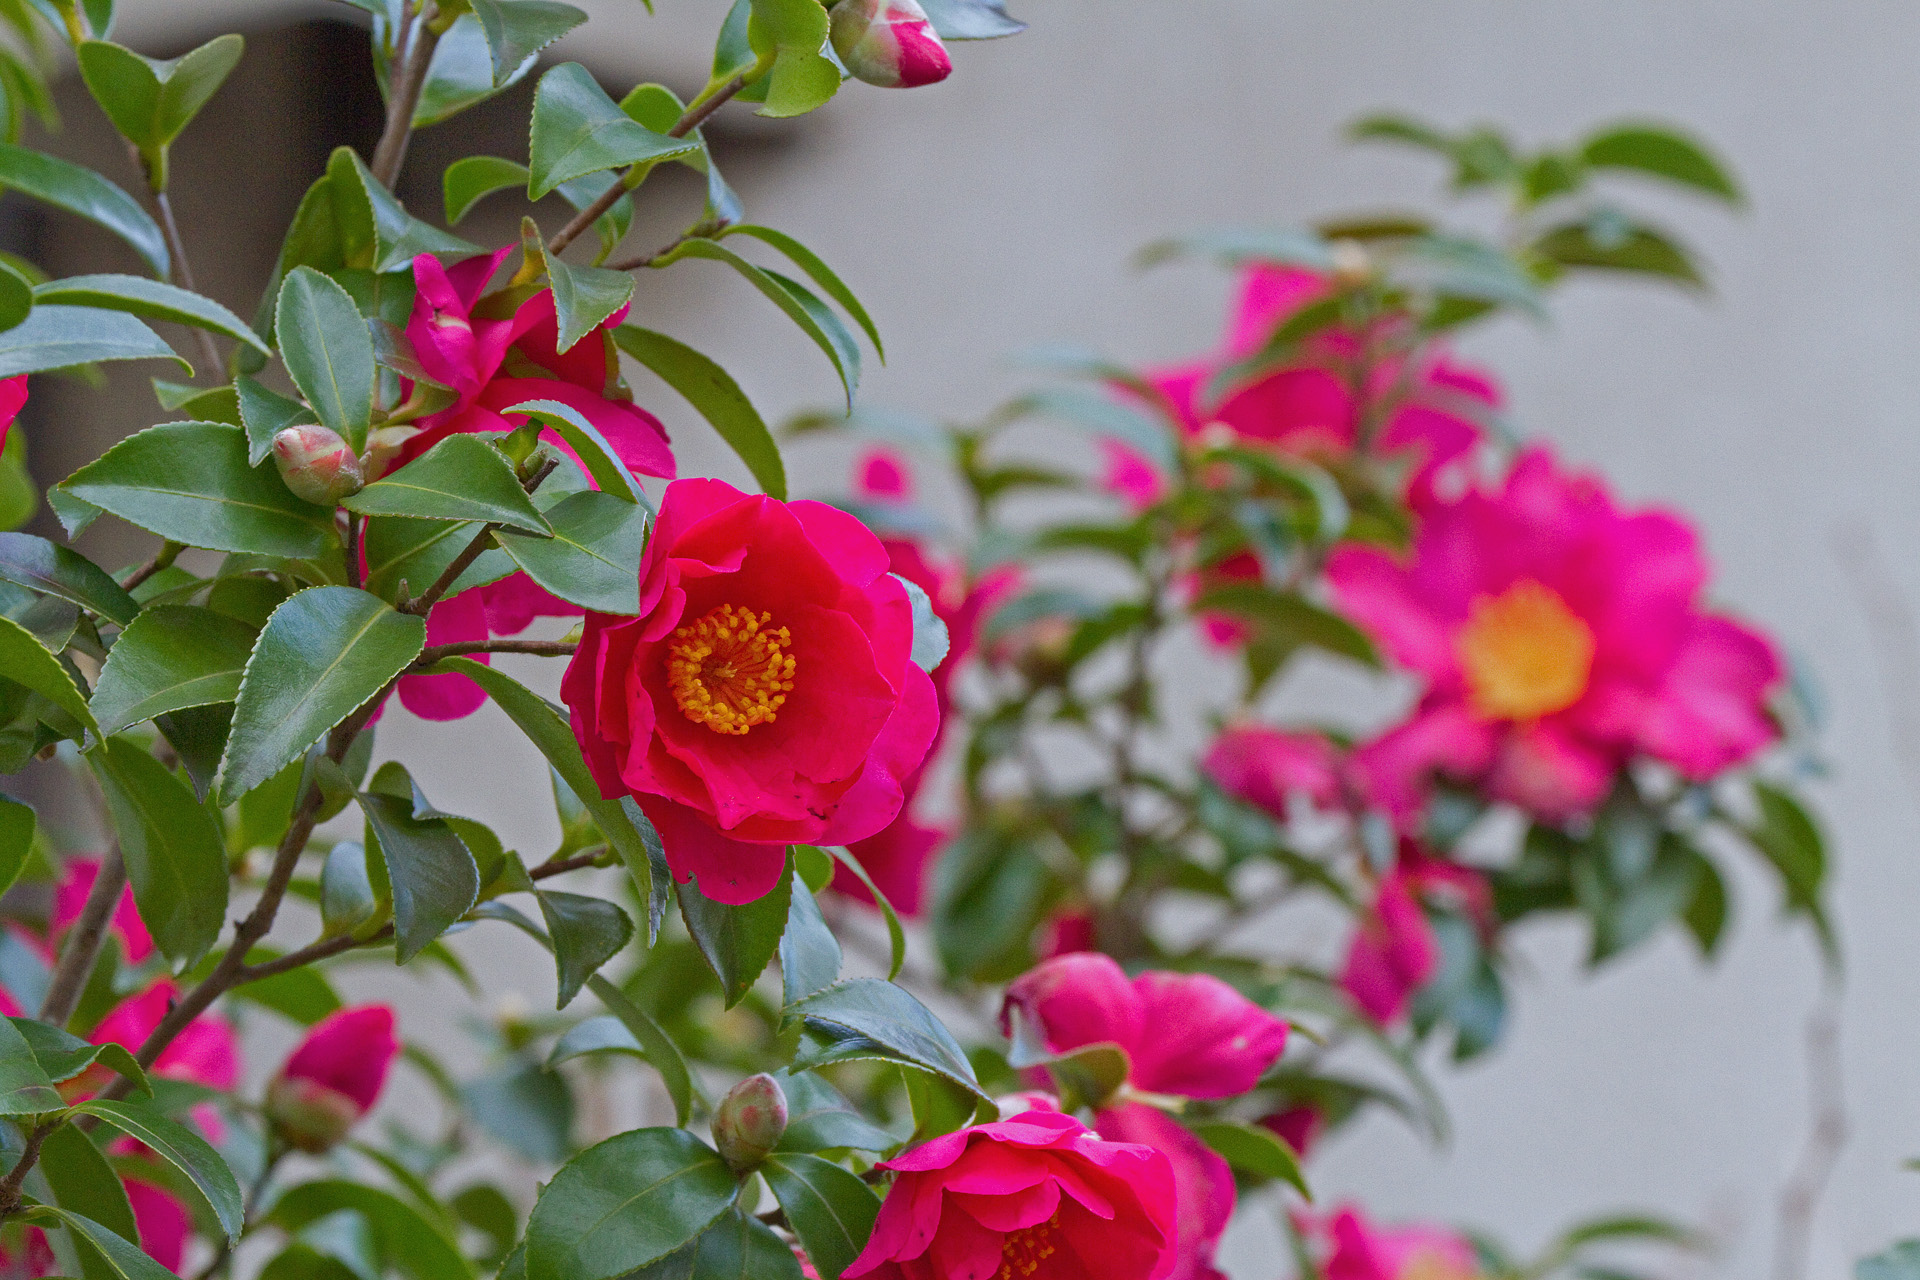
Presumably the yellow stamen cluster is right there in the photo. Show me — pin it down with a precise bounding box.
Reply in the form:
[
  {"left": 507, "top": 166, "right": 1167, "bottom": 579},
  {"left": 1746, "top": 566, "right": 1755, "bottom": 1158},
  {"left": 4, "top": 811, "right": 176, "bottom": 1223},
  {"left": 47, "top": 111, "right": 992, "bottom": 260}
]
[
  {"left": 666, "top": 604, "right": 797, "bottom": 736},
  {"left": 1456, "top": 579, "right": 1596, "bottom": 722},
  {"left": 995, "top": 1211, "right": 1063, "bottom": 1279}
]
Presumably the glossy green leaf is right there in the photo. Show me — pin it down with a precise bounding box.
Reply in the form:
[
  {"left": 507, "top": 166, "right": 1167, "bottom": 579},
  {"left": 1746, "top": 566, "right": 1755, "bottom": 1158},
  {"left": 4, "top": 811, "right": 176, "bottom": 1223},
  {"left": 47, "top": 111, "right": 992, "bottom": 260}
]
[
  {"left": 1193, "top": 582, "right": 1378, "bottom": 667},
  {"left": 790, "top": 979, "right": 982, "bottom": 1095},
  {"left": 780, "top": 873, "right": 840, "bottom": 1006},
  {"left": 494, "top": 490, "right": 645, "bottom": 615},
  {"left": 75, "top": 35, "right": 243, "bottom": 162},
  {"left": 772, "top": 1071, "right": 894, "bottom": 1154},
  {"left": 760, "top": 1154, "right": 879, "bottom": 1280},
  {"left": 360, "top": 792, "right": 479, "bottom": 963},
  {"left": 324, "top": 146, "right": 478, "bottom": 274},
  {"left": 668, "top": 1211, "right": 804, "bottom": 1280},
  {"left": 526, "top": 63, "right": 698, "bottom": 200},
  {"left": 0, "top": 533, "right": 135, "bottom": 625},
  {"left": 36, "top": 274, "right": 269, "bottom": 353},
  {"left": 11, "top": 1019, "right": 149, "bottom": 1094},
  {"left": 1192, "top": 1120, "right": 1310, "bottom": 1198},
  {"left": 817, "top": 846, "right": 904, "bottom": 980},
  {"left": 1580, "top": 124, "right": 1742, "bottom": 204},
  {"left": 746, "top": 0, "right": 839, "bottom": 119},
  {"left": 495, "top": 398, "right": 645, "bottom": 503},
  {"left": 0, "top": 304, "right": 183, "bottom": 378},
  {"left": 0, "top": 260, "right": 32, "bottom": 333},
  {"left": 545, "top": 251, "right": 632, "bottom": 355},
  {"left": 613, "top": 326, "right": 782, "bottom": 498},
  {"left": 35, "top": 1151, "right": 139, "bottom": 1280},
  {"left": 444, "top": 155, "right": 529, "bottom": 225},
  {"left": 271, "top": 1181, "right": 475, "bottom": 1280},
  {"left": 89, "top": 736, "right": 227, "bottom": 968},
  {"left": 471, "top": 0, "right": 587, "bottom": 86},
  {"left": 0, "top": 796, "right": 29, "bottom": 900},
  {"left": 276, "top": 266, "right": 375, "bottom": 452},
  {"left": 343, "top": 433, "right": 548, "bottom": 531},
  {"left": 90, "top": 605, "right": 256, "bottom": 735},
  {"left": 462, "top": 1057, "right": 574, "bottom": 1163},
  {"left": 0, "top": 1012, "right": 61, "bottom": 1113},
  {"left": 525, "top": 1128, "right": 738, "bottom": 1280},
  {"left": 679, "top": 852, "right": 790, "bottom": 1008},
  {"left": 237, "top": 375, "right": 315, "bottom": 465},
  {"left": 536, "top": 888, "right": 633, "bottom": 1008},
  {"left": 0, "top": 143, "right": 167, "bottom": 276},
  {"left": 217, "top": 587, "right": 426, "bottom": 803},
  {"left": 73, "top": 1097, "right": 243, "bottom": 1242},
  {"left": 1747, "top": 781, "right": 1836, "bottom": 959},
  {"left": 547, "top": 1014, "right": 645, "bottom": 1068},
  {"left": 0, "top": 612, "right": 95, "bottom": 734},
  {"left": 717, "top": 225, "right": 880, "bottom": 358}
]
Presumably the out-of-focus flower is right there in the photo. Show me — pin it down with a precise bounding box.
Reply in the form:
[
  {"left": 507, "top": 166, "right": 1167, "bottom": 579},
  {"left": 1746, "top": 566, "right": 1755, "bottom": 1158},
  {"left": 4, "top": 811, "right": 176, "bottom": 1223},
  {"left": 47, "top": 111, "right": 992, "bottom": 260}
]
[
  {"left": 1341, "top": 871, "right": 1437, "bottom": 1025},
  {"left": 52, "top": 857, "right": 152, "bottom": 964},
  {"left": 711, "top": 1073, "right": 788, "bottom": 1172},
  {"left": 124, "top": 1179, "right": 192, "bottom": 1272},
  {"left": 563, "top": 479, "right": 939, "bottom": 904},
  {"left": 0, "top": 375, "right": 26, "bottom": 453},
  {"left": 1035, "top": 907, "right": 1095, "bottom": 959},
  {"left": 87, "top": 981, "right": 239, "bottom": 1143},
  {"left": 1259, "top": 1105, "right": 1323, "bottom": 1158},
  {"left": 1329, "top": 447, "right": 1783, "bottom": 826},
  {"left": 397, "top": 574, "right": 581, "bottom": 721},
  {"left": 844, "top": 1109, "right": 1177, "bottom": 1280},
  {"left": 854, "top": 446, "right": 914, "bottom": 502},
  {"left": 829, "top": 0, "right": 953, "bottom": 89},
  {"left": 1186, "top": 550, "right": 1261, "bottom": 649},
  {"left": 396, "top": 249, "right": 673, "bottom": 482},
  {"left": 1102, "top": 439, "right": 1167, "bottom": 512},
  {"left": 266, "top": 1005, "right": 399, "bottom": 1153},
  {"left": 1315, "top": 1204, "right": 1481, "bottom": 1280},
  {"left": 1203, "top": 723, "right": 1344, "bottom": 817},
  {"left": 272, "top": 424, "right": 364, "bottom": 505},
  {"left": 1001, "top": 953, "right": 1289, "bottom": 1280}
]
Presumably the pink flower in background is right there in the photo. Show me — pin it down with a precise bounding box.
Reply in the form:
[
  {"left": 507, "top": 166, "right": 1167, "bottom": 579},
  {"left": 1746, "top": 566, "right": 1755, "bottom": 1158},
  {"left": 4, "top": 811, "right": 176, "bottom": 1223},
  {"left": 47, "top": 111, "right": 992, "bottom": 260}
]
[
  {"left": 1203, "top": 724, "right": 1343, "bottom": 817},
  {"left": 52, "top": 858, "right": 152, "bottom": 963},
  {"left": 1121, "top": 264, "right": 1498, "bottom": 501},
  {"left": 1329, "top": 447, "right": 1783, "bottom": 826},
  {"left": 267, "top": 1005, "right": 400, "bottom": 1152},
  {"left": 1186, "top": 550, "right": 1261, "bottom": 648},
  {"left": 845, "top": 1109, "right": 1176, "bottom": 1280},
  {"left": 90, "top": 982, "right": 240, "bottom": 1095},
  {"left": 564, "top": 479, "right": 939, "bottom": 904},
  {"left": 1341, "top": 872, "right": 1438, "bottom": 1025},
  {"left": 1316, "top": 1205, "right": 1480, "bottom": 1280},
  {"left": 397, "top": 574, "right": 582, "bottom": 721},
  {"left": 1001, "top": 953, "right": 1288, "bottom": 1280},
  {"left": 1102, "top": 439, "right": 1167, "bottom": 511},
  {"left": 123, "top": 1180, "right": 191, "bottom": 1272},
  {"left": 854, "top": 447, "right": 914, "bottom": 501},
  {"left": 0, "top": 375, "right": 25, "bottom": 453},
  {"left": 396, "top": 249, "right": 673, "bottom": 482},
  {"left": 1260, "top": 1105, "right": 1324, "bottom": 1159},
  {"left": 829, "top": 0, "right": 953, "bottom": 89},
  {"left": 1035, "top": 907, "right": 1096, "bottom": 959}
]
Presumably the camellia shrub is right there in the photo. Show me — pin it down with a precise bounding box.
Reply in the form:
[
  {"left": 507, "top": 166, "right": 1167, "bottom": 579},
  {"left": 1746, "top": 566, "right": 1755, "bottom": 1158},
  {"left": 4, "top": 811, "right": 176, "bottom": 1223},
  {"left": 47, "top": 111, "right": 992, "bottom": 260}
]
[{"left": 0, "top": 3, "right": 1841, "bottom": 1280}]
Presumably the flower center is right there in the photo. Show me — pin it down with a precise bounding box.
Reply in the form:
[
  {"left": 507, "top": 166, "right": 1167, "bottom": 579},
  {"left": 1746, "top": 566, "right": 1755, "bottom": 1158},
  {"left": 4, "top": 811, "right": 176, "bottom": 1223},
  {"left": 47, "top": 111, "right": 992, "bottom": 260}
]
[
  {"left": 1456, "top": 579, "right": 1595, "bottom": 721},
  {"left": 666, "top": 604, "right": 797, "bottom": 736},
  {"left": 995, "top": 1211, "right": 1063, "bottom": 1280}
]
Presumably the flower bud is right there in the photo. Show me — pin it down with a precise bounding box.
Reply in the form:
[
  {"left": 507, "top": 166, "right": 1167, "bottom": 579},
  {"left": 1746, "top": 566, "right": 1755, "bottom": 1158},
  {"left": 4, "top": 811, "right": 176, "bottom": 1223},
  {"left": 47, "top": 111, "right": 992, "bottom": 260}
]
[
  {"left": 272, "top": 424, "right": 364, "bottom": 505},
  {"left": 265, "top": 1006, "right": 398, "bottom": 1154},
  {"left": 711, "top": 1073, "right": 788, "bottom": 1172},
  {"left": 830, "top": 0, "right": 952, "bottom": 88}
]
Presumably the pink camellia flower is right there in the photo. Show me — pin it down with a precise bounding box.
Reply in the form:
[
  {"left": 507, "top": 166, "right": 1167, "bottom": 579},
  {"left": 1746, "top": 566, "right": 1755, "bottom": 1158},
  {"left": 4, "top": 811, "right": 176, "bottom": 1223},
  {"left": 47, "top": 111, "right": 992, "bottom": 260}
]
[
  {"left": 1329, "top": 447, "right": 1784, "bottom": 826},
  {"left": 1035, "top": 908, "right": 1095, "bottom": 959},
  {"left": 1259, "top": 1105, "right": 1323, "bottom": 1159},
  {"left": 1119, "top": 265, "right": 1498, "bottom": 503},
  {"left": 0, "top": 375, "right": 25, "bottom": 453},
  {"left": 854, "top": 447, "right": 914, "bottom": 502},
  {"left": 52, "top": 857, "right": 153, "bottom": 964},
  {"left": 271, "top": 423, "right": 364, "bottom": 505},
  {"left": 1203, "top": 723, "right": 1343, "bottom": 817},
  {"left": 397, "top": 574, "right": 582, "bottom": 721},
  {"left": 124, "top": 1179, "right": 192, "bottom": 1272},
  {"left": 1001, "top": 953, "right": 1289, "bottom": 1280},
  {"left": 844, "top": 1109, "right": 1177, "bottom": 1280},
  {"left": 1342, "top": 844, "right": 1492, "bottom": 1025},
  {"left": 266, "top": 1005, "right": 400, "bottom": 1153},
  {"left": 395, "top": 249, "right": 673, "bottom": 482},
  {"left": 829, "top": 0, "right": 953, "bottom": 89},
  {"left": 1315, "top": 1204, "right": 1481, "bottom": 1280},
  {"left": 1101, "top": 439, "right": 1167, "bottom": 512},
  {"left": 563, "top": 478, "right": 939, "bottom": 904},
  {"left": 90, "top": 982, "right": 240, "bottom": 1094}
]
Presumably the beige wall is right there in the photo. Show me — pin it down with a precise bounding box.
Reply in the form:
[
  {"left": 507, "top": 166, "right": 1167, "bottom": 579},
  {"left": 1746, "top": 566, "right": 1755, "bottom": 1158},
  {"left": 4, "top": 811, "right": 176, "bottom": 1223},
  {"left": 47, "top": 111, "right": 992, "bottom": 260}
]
[{"left": 40, "top": 1, "right": 1920, "bottom": 1274}]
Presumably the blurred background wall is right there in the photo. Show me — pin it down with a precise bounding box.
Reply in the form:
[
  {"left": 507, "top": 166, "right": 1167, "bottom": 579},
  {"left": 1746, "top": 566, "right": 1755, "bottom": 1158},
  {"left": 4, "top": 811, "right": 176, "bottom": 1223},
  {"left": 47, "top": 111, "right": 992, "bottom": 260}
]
[{"left": 15, "top": 1, "right": 1920, "bottom": 1275}]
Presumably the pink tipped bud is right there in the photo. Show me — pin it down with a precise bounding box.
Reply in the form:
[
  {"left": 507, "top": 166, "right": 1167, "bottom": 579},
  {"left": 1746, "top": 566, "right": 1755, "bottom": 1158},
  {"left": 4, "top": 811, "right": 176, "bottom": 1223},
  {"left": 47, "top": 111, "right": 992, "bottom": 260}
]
[
  {"left": 830, "top": 0, "right": 952, "bottom": 88},
  {"left": 711, "top": 1073, "right": 788, "bottom": 1172},
  {"left": 266, "top": 1005, "right": 398, "bottom": 1153},
  {"left": 272, "top": 424, "right": 364, "bottom": 505}
]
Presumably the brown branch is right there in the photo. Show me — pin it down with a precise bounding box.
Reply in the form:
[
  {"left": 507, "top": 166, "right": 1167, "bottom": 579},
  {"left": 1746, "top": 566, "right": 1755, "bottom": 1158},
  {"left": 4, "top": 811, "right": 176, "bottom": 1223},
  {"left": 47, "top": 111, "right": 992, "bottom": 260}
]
[
  {"left": 415, "top": 639, "right": 577, "bottom": 666},
  {"left": 528, "top": 850, "right": 603, "bottom": 880},
  {"left": 406, "top": 522, "right": 500, "bottom": 616},
  {"left": 606, "top": 233, "right": 695, "bottom": 274},
  {"left": 370, "top": 3, "right": 440, "bottom": 189},
  {"left": 120, "top": 542, "right": 182, "bottom": 594},
  {"left": 238, "top": 927, "right": 392, "bottom": 984},
  {"left": 153, "top": 190, "right": 224, "bottom": 377},
  {"left": 38, "top": 848, "right": 127, "bottom": 1028},
  {"left": 546, "top": 75, "right": 748, "bottom": 258},
  {"left": 0, "top": 1122, "right": 53, "bottom": 1218},
  {"left": 1771, "top": 997, "right": 1847, "bottom": 1280}
]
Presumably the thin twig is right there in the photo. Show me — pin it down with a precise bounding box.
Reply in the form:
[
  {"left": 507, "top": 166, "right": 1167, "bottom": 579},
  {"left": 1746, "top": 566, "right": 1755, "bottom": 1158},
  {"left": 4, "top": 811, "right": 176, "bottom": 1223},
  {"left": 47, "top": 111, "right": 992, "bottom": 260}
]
[
  {"left": 414, "top": 639, "right": 577, "bottom": 666},
  {"left": 370, "top": 2, "right": 439, "bottom": 188},
  {"left": 38, "top": 848, "right": 127, "bottom": 1028},
  {"left": 153, "top": 190, "right": 224, "bottom": 376},
  {"left": 0, "top": 1122, "right": 53, "bottom": 1217},
  {"left": 120, "top": 542, "right": 181, "bottom": 594},
  {"left": 406, "top": 522, "right": 501, "bottom": 616},
  {"left": 345, "top": 513, "right": 363, "bottom": 592},
  {"left": 1771, "top": 997, "right": 1847, "bottom": 1280},
  {"left": 606, "top": 232, "right": 695, "bottom": 273}
]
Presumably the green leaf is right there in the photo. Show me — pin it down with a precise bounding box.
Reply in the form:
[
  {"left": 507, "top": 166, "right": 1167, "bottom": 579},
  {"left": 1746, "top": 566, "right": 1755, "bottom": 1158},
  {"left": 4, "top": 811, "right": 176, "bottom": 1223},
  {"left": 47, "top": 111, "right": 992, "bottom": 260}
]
[
  {"left": 324, "top": 147, "right": 479, "bottom": 275},
  {"left": 526, "top": 63, "right": 698, "bottom": 200},
  {"left": 0, "top": 261, "right": 32, "bottom": 333},
  {"left": 237, "top": 376, "right": 315, "bottom": 466},
  {"left": 716, "top": 226, "right": 880, "bottom": 358},
  {"left": 789, "top": 979, "right": 982, "bottom": 1095},
  {"left": 772, "top": 1071, "right": 894, "bottom": 1154},
  {"left": 536, "top": 888, "right": 633, "bottom": 1008},
  {"left": 36, "top": 274, "right": 270, "bottom": 354},
  {"left": 0, "top": 304, "right": 184, "bottom": 378},
  {"left": 75, "top": 35, "right": 243, "bottom": 168},
  {"left": 586, "top": 973, "right": 693, "bottom": 1124},
  {"left": 217, "top": 586, "right": 426, "bottom": 803},
  {"left": 1682, "top": 847, "right": 1729, "bottom": 959},
  {"left": 0, "top": 796, "right": 30, "bottom": 900},
  {"left": 0, "top": 1012, "right": 62, "bottom": 1113},
  {"left": 1857, "top": 1241, "right": 1920, "bottom": 1280},
  {"left": 360, "top": 792, "right": 480, "bottom": 963},
  {"left": 612, "top": 326, "right": 782, "bottom": 499},
  {"left": 819, "top": 846, "right": 904, "bottom": 980},
  {"left": 89, "top": 736, "right": 228, "bottom": 968},
  {"left": 270, "top": 1181, "right": 475, "bottom": 1280},
  {"left": 495, "top": 399, "right": 645, "bottom": 504},
  {"left": 31, "top": 1209, "right": 180, "bottom": 1280},
  {"left": 678, "top": 851, "right": 790, "bottom": 1008},
  {"left": 72, "top": 1097, "right": 243, "bottom": 1243},
  {"left": 0, "top": 612, "right": 95, "bottom": 735},
  {"left": 0, "top": 533, "right": 136, "bottom": 624},
  {"left": 470, "top": 0, "right": 587, "bottom": 87},
  {"left": 547, "top": 1014, "right": 645, "bottom": 1068},
  {"left": 1580, "top": 124, "right": 1742, "bottom": 204},
  {"left": 896, "top": 575, "right": 949, "bottom": 673},
  {"left": 60, "top": 422, "right": 331, "bottom": 559},
  {"left": 1192, "top": 1120, "right": 1310, "bottom": 1199},
  {"left": 1530, "top": 219, "right": 1703, "bottom": 287},
  {"left": 321, "top": 840, "right": 380, "bottom": 940},
  {"left": 780, "top": 872, "right": 840, "bottom": 1006},
  {"left": 1041, "top": 1043, "right": 1129, "bottom": 1112},
  {"left": 443, "top": 155, "right": 529, "bottom": 225},
  {"left": 673, "top": 1211, "right": 804, "bottom": 1280},
  {"left": 461, "top": 1057, "right": 574, "bottom": 1163},
  {"left": 746, "top": 0, "right": 839, "bottom": 119},
  {"left": 525, "top": 1128, "right": 738, "bottom": 1280},
  {"left": 544, "top": 251, "right": 633, "bottom": 356},
  {"left": 11, "top": 1019, "right": 149, "bottom": 1095},
  {"left": 1011, "top": 385, "right": 1177, "bottom": 472},
  {"left": 1193, "top": 582, "right": 1379, "bottom": 667},
  {"left": 494, "top": 489, "right": 647, "bottom": 615},
  {"left": 760, "top": 1153, "right": 879, "bottom": 1280},
  {"left": 0, "top": 143, "right": 167, "bottom": 277},
  {"left": 343, "top": 433, "right": 549, "bottom": 532},
  {"left": 1747, "top": 781, "right": 1836, "bottom": 958},
  {"left": 918, "top": 0, "right": 1024, "bottom": 38},
  {"left": 39, "top": 1124, "right": 140, "bottom": 1280},
  {"left": 90, "top": 605, "right": 256, "bottom": 735},
  {"left": 276, "top": 266, "right": 376, "bottom": 452}
]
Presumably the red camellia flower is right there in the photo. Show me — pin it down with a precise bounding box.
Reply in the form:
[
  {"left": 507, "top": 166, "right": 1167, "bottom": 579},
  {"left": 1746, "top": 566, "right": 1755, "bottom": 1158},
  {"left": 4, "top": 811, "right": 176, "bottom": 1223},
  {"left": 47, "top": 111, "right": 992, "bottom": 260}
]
[
  {"left": 1329, "top": 447, "right": 1784, "bottom": 825},
  {"left": 266, "top": 1005, "right": 400, "bottom": 1153},
  {"left": 398, "top": 574, "right": 582, "bottom": 721},
  {"left": 844, "top": 1109, "right": 1177, "bottom": 1280},
  {"left": 1001, "top": 954, "right": 1289, "bottom": 1280},
  {"left": 1202, "top": 723, "right": 1344, "bottom": 817},
  {"left": 563, "top": 478, "right": 939, "bottom": 904},
  {"left": 1311, "top": 1204, "right": 1481, "bottom": 1280},
  {"left": 0, "top": 374, "right": 26, "bottom": 453}
]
